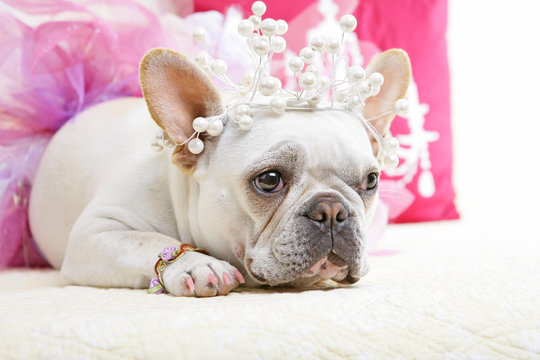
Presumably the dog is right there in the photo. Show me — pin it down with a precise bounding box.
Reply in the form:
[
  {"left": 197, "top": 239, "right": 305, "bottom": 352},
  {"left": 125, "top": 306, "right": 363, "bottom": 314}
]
[{"left": 28, "top": 48, "right": 410, "bottom": 297}]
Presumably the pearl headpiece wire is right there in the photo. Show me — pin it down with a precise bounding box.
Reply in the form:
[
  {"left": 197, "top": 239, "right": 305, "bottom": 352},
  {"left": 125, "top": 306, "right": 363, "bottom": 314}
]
[{"left": 151, "top": 1, "right": 409, "bottom": 168}]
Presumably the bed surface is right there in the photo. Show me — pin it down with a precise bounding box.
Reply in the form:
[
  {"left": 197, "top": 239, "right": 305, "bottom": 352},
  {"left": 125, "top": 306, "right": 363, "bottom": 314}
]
[{"left": 1, "top": 218, "right": 538, "bottom": 359}]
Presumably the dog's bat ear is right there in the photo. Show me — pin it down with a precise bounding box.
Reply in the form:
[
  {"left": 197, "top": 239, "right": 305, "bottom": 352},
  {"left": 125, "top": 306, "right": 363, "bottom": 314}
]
[
  {"left": 363, "top": 49, "right": 411, "bottom": 138},
  {"left": 139, "top": 48, "right": 222, "bottom": 174}
]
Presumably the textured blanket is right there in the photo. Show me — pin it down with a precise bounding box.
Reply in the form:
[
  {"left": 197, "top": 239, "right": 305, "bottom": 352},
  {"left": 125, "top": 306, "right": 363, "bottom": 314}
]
[{"left": 1, "top": 219, "right": 539, "bottom": 359}]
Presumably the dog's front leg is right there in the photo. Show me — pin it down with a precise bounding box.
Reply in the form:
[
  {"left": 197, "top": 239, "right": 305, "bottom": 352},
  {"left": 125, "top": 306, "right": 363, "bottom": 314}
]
[{"left": 61, "top": 213, "right": 244, "bottom": 297}]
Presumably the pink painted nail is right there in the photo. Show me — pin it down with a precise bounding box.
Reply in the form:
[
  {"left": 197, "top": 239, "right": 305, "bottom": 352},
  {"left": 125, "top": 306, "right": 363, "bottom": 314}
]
[
  {"left": 234, "top": 270, "right": 245, "bottom": 284},
  {"left": 208, "top": 274, "right": 218, "bottom": 285},
  {"left": 186, "top": 277, "right": 195, "bottom": 292},
  {"left": 223, "top": 272, "right": 231, "bottom": 285}
]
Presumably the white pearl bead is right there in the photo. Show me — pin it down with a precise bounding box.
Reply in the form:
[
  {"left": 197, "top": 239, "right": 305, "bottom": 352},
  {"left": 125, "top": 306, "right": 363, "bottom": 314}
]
[
  {"left": 288, "top": 56, "right": 304, "bottom": 73},
  {"left": 207, "top": 119, "right": 224, "bottom": 136},
  {"left": 271, "top": 36, "right": 286, "bottom": 53},
  {"left": 339, "top": 14, "right": 357, "bottom": 32},
  {"left": 248, "top": 15, "right": 261, "bottom": 31},
  {"left": 261, "top": 18, "right": 277, "bottom": 37},
  {"left": 276, "top": 19, "right": 288, "bottom": 35},
  {"left": 247, "top": 33, "right": 259, "bottom": 47},
  {"left": 335, "top": 90, "right": 348, "bottom": 102},
  {"left": 192, "top": 27, "right": 207, "bottom": 43},
  {"left": 370, "top": 85, "right": 381, "bottom": 96},
  {"left": 305, "top": 65, "right": 320, "bottom": 76},
  {"left": 242, "top": 69, "right": 255, "bottom": 86},
  {"left": 383, "top": 137, "right": 399, "bottom": 154},
  {"left": 299, "top": 72, "right": 317, "bottom": 90},
  {"left": 325, "top": 36, "right": 341, "bottom": 54},
  {"left": 210, "top": 59, "right": 227, "bottom": 75},
  {"left": 264, "top": 76, "right": 281, "bottom": 89},
  {"left": 252, "top": 36, "right": 269, "bottom": 56},
  {"left": 307, "top": 94, "right": 322, "bottom": 106},
  {"left": 348, "top": 95, "right": 362, "bottom": 108},
  {"left": 347, "top": 65, "right": 365, "bottom": 82},
  {"left": 188, "top": 138, "right": 204, "bottom": 154},
  {"left": 259, "top": 76, "right": 281, "bottom": 96},
  {"left": 163, "top": 136, "right": 175, "bottom": 148},
  {"left": 299, "top": 47, "right": 315, "bottom": 64},
  {"left": 194, "top": 51, "right": 207, "bottom": 66},
  {"left": 359, "top": 81, "right": 372, "bottom": 96},
  {"left": 368, "top": 72, "right": 384, "bottom": 87},
  {"left": 394, "top": 98, "right": 410, "bottom": 116},
  {"left": 310, "top": 36, "right": 325, "bottom": 51},
  {"left": 151, "top": 139, "right": 163, "bottom": 152},
  {"left": 235, "top": 104, "right": 252, "bottom": 120},
  {"left": 238, "top": 115, "right": 253, "bottom": 130},
  {"left": 251, "top": 1, "right": 266, "bottom": 16},
  {"left": 384, "top": 154, "right": 399, "bottom": 168},
  {"left": 270, "top": 97, "right": 287, "bottom": 114},
  {"left": 317, "top": 75, "right": 330, "bottom": 90},
  {"left": 192, "top": 117, "right": 209, "bottom": 132},
  {"left": 237, "top": 19, "right": 254, "bottom": 37}
]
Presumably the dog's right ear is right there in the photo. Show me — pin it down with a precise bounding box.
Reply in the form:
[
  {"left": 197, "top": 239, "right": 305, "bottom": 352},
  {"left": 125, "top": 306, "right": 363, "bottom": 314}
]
[{"left": 139, "top": 48, "right": 222, "bottom": 174}]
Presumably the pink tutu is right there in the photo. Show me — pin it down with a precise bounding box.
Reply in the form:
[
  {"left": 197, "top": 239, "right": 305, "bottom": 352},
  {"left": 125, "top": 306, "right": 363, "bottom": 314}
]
[
  {"left": 0, "top": 0, "right": 413, "bottom": 268},
  {"left": 0, "top": 0, "right": 173, "bottom": 267}
]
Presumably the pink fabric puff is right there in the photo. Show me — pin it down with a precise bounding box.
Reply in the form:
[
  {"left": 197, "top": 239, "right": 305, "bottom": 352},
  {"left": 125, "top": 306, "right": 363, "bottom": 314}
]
[
  {"left": 0, "top": 0, "right": 174, "bottom": 268},
  {"left": 0, "top": 135, "right": 51, "bottom": 267},
  {"left": 0, "top": 0, "right": 173, "bottom": 135}
]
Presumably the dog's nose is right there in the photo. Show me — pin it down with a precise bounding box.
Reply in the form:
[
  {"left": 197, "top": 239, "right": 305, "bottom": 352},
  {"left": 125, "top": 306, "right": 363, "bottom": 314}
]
[{"left": 305, "top": 197, "right": 349, "bottom": 228}]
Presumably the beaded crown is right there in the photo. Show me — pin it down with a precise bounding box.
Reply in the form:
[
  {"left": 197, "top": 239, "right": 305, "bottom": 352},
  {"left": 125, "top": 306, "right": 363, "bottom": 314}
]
[{"left": 151, "top": 1, "right": 409, "bottom": 169}]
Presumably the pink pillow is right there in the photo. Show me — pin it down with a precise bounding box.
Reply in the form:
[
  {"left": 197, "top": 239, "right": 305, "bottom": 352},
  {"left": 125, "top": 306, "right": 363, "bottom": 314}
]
[{"left": 354, "top": 0, "right": 459, "bottom": 222}]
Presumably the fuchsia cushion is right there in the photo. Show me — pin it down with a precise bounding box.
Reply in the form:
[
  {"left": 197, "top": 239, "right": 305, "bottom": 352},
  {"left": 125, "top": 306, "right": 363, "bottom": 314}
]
[
  {"left": 355, "top": 0, "right": 458, "bottom": 222},
  {"left": 195, "top": 0, "right": 459, "bottom": 222}
]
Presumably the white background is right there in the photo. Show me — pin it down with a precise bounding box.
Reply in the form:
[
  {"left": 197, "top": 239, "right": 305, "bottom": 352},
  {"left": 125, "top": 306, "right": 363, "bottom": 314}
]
[{"left": 448, "top": 0, "right": 540, "bottom": 222}]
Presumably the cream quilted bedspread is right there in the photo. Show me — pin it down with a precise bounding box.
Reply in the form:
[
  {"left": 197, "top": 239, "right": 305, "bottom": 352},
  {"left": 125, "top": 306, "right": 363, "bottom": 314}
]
[{"left": 1, "top": 218, "right": 539, "bottom": 359}]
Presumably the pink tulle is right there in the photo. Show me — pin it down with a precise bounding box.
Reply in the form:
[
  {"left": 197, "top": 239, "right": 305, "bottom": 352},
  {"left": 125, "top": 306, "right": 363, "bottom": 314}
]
[
  {"left": 0, "top": 0, "right": 414, "bottom": 268},
  {"left": 379, "top": 180, "right": 415, "bottom": 220},
  {"left": 0, "top": 0, "right": 173, "bottom": 136},
  {"left": 0, "top": 136, "right": 51, "bottom": 267},
  {"left": 0, "top": 0, "right": 174, "bottom": 267},
  {"left": 367, "top": 181, "right": 415, "bottom": 255}
]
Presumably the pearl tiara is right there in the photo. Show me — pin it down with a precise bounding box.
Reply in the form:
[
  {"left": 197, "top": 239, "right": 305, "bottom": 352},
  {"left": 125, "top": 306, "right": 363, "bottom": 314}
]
[{"left": 151, "top": 1, "right": 409, "bottom": 169}]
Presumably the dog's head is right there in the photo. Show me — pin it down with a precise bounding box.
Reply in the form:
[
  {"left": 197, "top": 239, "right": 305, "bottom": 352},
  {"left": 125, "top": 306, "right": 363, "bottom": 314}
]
[{"left": 140, "top": 48, "right": 410, "bottom": 286}]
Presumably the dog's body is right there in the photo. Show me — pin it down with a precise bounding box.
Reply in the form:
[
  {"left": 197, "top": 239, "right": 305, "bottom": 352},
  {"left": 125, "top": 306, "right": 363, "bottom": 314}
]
[
  {"left": 29, "top": 49, "right": 410, "bottom": 296},
  {"left": 30, "top": 98, "right": 184, "bottom": 287}
]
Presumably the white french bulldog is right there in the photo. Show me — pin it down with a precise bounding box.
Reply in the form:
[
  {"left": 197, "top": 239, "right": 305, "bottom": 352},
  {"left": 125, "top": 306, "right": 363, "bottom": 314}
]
[{"left": 29, "top": 48, "right": 410, "bottom": 297}]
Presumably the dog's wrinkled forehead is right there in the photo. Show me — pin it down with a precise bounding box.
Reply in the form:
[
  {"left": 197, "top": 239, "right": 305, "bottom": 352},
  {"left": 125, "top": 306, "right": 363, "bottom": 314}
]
[{"left": 211, "top": 109, "right": 376, "bottom": 176}]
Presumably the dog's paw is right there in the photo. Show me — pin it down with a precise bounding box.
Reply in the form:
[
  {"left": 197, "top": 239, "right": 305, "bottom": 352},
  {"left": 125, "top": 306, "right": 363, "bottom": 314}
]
[{"left": 161, "top": 251, "right": 245, "bottom": 297}]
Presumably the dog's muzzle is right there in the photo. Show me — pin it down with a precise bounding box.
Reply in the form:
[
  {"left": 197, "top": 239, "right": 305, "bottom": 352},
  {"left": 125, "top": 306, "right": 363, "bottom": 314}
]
[{"left": 299, "top": 193, "right": 361, "bottom": 283}]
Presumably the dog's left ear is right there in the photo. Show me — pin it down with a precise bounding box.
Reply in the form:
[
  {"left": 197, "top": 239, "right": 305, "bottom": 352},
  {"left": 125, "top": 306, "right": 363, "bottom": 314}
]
[
  {"left": 363, "top": 49, "right": 411, "bottom": 137},
  {"left": 139, "top": 48, "right": 222, "bottom": 174}
]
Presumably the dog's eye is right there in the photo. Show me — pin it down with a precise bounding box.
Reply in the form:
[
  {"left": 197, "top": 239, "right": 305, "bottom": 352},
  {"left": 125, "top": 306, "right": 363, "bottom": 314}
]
[
  {"left": 254, "top": 171, "right": 284, "bottom": 193},
  {"left": 360, "top": 172, "right": 379, "bottom": 191}
]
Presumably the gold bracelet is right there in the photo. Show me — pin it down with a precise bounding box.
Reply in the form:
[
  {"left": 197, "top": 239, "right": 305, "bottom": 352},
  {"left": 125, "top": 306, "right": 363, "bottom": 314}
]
[{"left": 147, "top": 244, "right": 206, "bottom": 294}]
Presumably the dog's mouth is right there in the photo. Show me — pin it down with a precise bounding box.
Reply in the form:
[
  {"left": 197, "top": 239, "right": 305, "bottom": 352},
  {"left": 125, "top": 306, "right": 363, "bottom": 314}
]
[
  {"left": 244, "top": 251, "right": 359, "bottom": 286},
  {"left": 239, "top": 220, "right": 365, "bottom": 286},
  {"left": 300, "top": 253, "right": 349, "bottom": 280}
]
